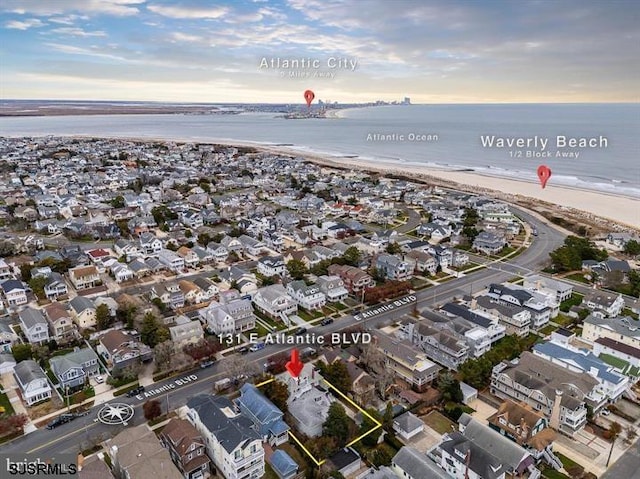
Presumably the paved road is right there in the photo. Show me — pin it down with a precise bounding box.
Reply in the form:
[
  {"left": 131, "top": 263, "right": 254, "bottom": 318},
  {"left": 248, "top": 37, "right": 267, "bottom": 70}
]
[
  {"left": 1, "top": 207, "right": 565, "bottom": 456},
  {"left": 601, "top": 439, "right": 640, "bottom": 479}
]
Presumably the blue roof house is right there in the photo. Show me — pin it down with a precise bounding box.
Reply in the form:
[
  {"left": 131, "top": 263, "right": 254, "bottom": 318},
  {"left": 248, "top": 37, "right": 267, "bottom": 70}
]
[
  {"left": 235, "top": 383, "right": 290, "bottom": 446},
  {"left": 268, "top": 450, "right": 299, "bottom": 479}
]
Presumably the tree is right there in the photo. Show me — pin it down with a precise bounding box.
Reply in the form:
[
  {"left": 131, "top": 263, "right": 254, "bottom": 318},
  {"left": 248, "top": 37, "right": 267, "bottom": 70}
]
[
  {"left": 342, "top": 246, "right": 362, "bottom": 266},
  {"left": 286, "top": 259, "right": 308, "bottom": 280},
  {"left": 183, "top": 338, "right": 222, "bottom": 362},
  {"left": 154, "top": 340, "right": 175, "bottom": 372},
  {"left": 318, "top": 361, "right": 351, "bottom": 393},
  {"left": 110, "top": 195, "right": 125, "bottom": 208},
  {"left": 463, "top": 207, "right": 479, "bottom": 227},
  {"left": 262, "top": 380, "right": 289, "bottom": 414},
  {"left": 95, "top": 304, "right": 112, "bottom": 331},
  {"left": 382, "top": 402, "right": 394, "bottom": 431},
  {"left": 223, "top": 355, "right": 257, "bottom": 382},
  {"left": 143, "top": 399, "right": 162, "bottom": 422},
  {"left": 140, "top": 313, "right": 169, "bottom": 347},
  {"left": 322, "top": 403, "right": 350, "bottom": 447},
  {"left": 358, "top": 409, "right": 382, "bottom": 447},
  {"left": 311, "top": 259, "right": 331, "bottom": 277},
  {"left": 624, "top": 239, "right": 640, "bottom": 256},
  {"left": 606, "top": 421, "right": 622, "bottom": 467},
  {"left": 386, "top": 242, "right": 402, "bottom": 255},
  {"left": 117, "top": 363, "right": 141, "bottom": 382},
  {"left": 28, "top": 276, "right": 47, "bottom": 300},
  {"left": 438, "top": 371, "right": 464, "bottom": 403},
  {"left": 11, "top": 344, "right": 32, "bottom": 362},
  {"left": 0, "top": 413, "right": 29, "bottom": 436}
]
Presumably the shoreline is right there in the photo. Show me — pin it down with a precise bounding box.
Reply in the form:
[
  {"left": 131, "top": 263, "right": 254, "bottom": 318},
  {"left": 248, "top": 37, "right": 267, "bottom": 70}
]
[{"left": 6, "top": 133, "right": 640, "bottom": 229}]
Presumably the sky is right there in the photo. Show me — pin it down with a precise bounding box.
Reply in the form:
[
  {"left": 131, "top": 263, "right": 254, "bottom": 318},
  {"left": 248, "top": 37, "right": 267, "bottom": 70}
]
[{"left": 1, "top": 0, "right": 638, "bottom": 104}]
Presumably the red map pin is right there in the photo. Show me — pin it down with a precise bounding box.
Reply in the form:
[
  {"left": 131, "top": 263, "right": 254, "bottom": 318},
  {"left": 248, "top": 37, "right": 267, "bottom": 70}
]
[
  {"left": 304, "top": 89, "right": 315, "bottom": 108},
  {"left": 286, "top": 349, "right": 304, "bottom": 378},
  {"left": 537, "top": 165, "right": 552, "bottom": 189}
]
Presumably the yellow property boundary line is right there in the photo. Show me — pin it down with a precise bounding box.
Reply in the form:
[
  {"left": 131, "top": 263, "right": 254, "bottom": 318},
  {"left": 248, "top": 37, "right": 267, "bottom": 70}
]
[{"left": 255, "top": 376, "right": 382, "bottom": 467}]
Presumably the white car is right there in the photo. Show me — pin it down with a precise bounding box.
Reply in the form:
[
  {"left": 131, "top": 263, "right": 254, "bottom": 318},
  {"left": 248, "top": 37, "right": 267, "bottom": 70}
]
[
  {"left": 601, "top": 408, "right": 611, "bottom": 416},
  {"left": 95, "top": 375, "right": 104, "bottom": 384}
]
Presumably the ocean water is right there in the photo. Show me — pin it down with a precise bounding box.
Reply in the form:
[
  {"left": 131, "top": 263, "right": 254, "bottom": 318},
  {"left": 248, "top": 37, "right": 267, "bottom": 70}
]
[{"left": 1, "top": 103, "right": 638, "bottom": 197}]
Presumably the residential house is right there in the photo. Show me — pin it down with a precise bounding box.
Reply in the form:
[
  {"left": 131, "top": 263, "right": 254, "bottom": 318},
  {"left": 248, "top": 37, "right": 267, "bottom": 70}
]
[
  {"left": 391, "top": 447, "right": 450, "bottom": 479},
  {"left": 327, "top": 264, "right": 374, "bottom": 294},
  {"left": 169, "top": 317, "right": 204, "bottom": 350},
  {"left": 114, "top": 239, "right": 142, "bottom": 261},
  {"left": 252, "top": 284, "right": 297, "bottom": 321},
  {"left": 487, "top": 283, "right": 551, "bottom": 330},
  {"left": 14, "top": 359, "right": 52, "bottom": 406},
  {"left": 192, "top": 277, "right": 218, "bottom": 302},
  {"left": 533, "top": 337, "right": 629, "bottom": 402},
  {"left": 286, "top": 280, "right": 326, "bottom": 311},
  {"left": 0, "top": 322, "right": 19, "bottom": 353},
  {"left": 186, "top": 394, "right": 265, "bottom": 479},
  {"left": 220, "top": 236, "right": 243, "bottom": 253},
  {"left": 44, "top": 302, "right": 77, "bottom": 342},
  {"left": 151, "top": 283, "right": 186, "bottom": 310},
  {"left": 376, "top": 254, "right": 412, "bottom": 281},
  {"left": 491, "top": 352, "right": 605, "bottom": 436},
  {"left": 69, "top": 296, "right": 97, "bottom": 329},
  {"left": 372, "top": 332, "right": 441, "bottom": 392},
  {"left": 441, "top": 302, "right": 507, "bottom": 344},
  {"left": 344, "top": 361, "right": 375, "bottom": 406},
  {"left": 179, "top": 280, "right": 201, "bottom": 304},
  {"left": 97, "top": 329, "right": 153, "bottom": 373},
  {"left": 400, "top": 317, "right": 470, "bottom": 370},
  {"left": 582, "top": 291, "right": 625, "bottom": 318},
  {"left": 487, "top": 400, "right": 558, "bottom": 465},
  {"left": 159, "top": 418, "right": 211, "bottom": 479},
  {"left": 393, "top": 411, "right": 424, "bottom": 441},
  {"left": 0, "top": 353, "right": 16, "bottom": 375},
  {"left": 192, "top": 246, "right": 214, "bottom": 264},
  {"left": 50, "top": 347, "right": 100, "bottom": 390},
  {"left": 235, "top": 383, "right": 289, "bottom": 446},
  {"left": 105, "top": 424, "right": 183, "bottom": 479},
  {"left": 316, "top": 275, "right": 349, "bottom": 302},
  {"left": 206, "top": 242, "right": 229, "bottom": 261},
  {"left": 473, "top": 231, "right": 507, "bottom": 255},
  {"left": 475, "top": 295, "right": 531, "bottom": 338},
  {"left": 68, "top": 265, "right": 101, "bottom": 290},
  {"left": 159, "top": 249, "right": 186, "bottom": 272},
  {"left": 257, "top": 256, "right": 287, "bottom": 278},
  {"left": 405, "top": 250, "right": 438, "bottom": 275},
  {"left": 0, "top": 258, "right": 12, "bottom": 280},
  {"left": 436, "top": 413, "right": 537, "bottom": 479},
  {"left": 238, "top": 235, "right": 264, "bottom": 256},
  {"left": 19, "top": 307, "right": 50, "bottom": 345},
  {"left": 1, "top": 279, "right": 28, "bottom": 309},
  {"left": 218, "top": 267, "right": 259, "bottom": 296},
  {"left": 181, "top": 211, "right": 204, "bottom": 229},
  {"left": 202, "top": 295, "right": 256, "bottom": 335},
  {"left": 582, "top": 314, "right": 640, "bottom": 351},
  {"left": 522, "top": 275, "right": 573, "bottom": 303},
  {"left": 177, "top": 247, "right": 199, "bottom": 269},
  {"left": 139, "top": 232, "right": 163, "bottom": 256},
  {"left": 111, "top": 263, "right": 134, "bottom": 283},
  {"left": 78, "top": 455, "right": 115, "bottom": 479},
  {"left": 327, "top": 448, "right": 362, "bottom": 478},
  {"left": 44, "top": 272, "right": 68, "bottom": 300}
]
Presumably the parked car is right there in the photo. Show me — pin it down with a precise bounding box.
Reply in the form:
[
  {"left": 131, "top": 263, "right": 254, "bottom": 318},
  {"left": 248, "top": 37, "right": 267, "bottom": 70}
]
[
  {"left": 46, "top": 413, "right": 74, "bottom": 430},
  {"left": 200, "top": 359, "right": 215, "bottom": 369},
  {"left": 238, "top": 346, "right": 249, "bottom": 355},
  {"left": 294, "top": 327, "right": 308, "bottom": 336},
  {"left": 320, "top": 318, "right": 334, "bottom": 326},
  {"left": 249, "top": 342, "right": 265, "bottom": 352},
  {"left": 126, "top": 385, "right": 145, "bottom": 398},
  {"left": 94, "top": 375, "right": 104, "bottom": 384},
  {"left": 601, "top": 408, "right": 611, "bottom": 416}
]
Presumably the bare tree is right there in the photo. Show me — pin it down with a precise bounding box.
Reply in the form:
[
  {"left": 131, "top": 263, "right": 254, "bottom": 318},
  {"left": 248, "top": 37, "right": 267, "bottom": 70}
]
[
  {"left": 223, "top": 355, "right": 259, "bottom": 381},
  {"left": 153, "top": 340, "right": 174, "bottom": 372}
]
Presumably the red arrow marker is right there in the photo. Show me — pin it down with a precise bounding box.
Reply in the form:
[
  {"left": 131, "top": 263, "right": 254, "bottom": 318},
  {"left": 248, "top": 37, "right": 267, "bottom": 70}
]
[{"left": 286, "top": 349, "right": 304, "bottom": 378}]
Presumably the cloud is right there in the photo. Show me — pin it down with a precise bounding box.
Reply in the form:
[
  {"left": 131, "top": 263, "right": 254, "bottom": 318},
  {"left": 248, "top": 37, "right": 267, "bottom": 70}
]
[
  {"left": 4, "top": 18, "right": 44, "bottom": 30},
  {"left": 147, "top": 4, "right": 229, "bottom": 19},
  {"left": 1, "top": 0, "right": 144, "bottom": 17},
  {"left": 50, "top": 27, "right": 107, "bottom": 37}
]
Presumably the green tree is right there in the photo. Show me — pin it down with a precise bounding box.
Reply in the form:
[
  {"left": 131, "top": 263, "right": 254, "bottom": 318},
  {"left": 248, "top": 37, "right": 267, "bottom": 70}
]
[
  {"left": 386, "top": 242, "right": 402, "bottom": 255},
  {"left": 286, "top": 259, "right": 308, "bottom": 280},
  {"left": 624, "top": 240, "right": 640, "bottom": 256},
  {"left": 311, "top": 259, "right": 331, "bottom": 277},
  {"left": 28, "top": 276, "right": 47, "bottom": 300},
  {"left": 262, "top": 380, "right": 289, "bottom": 414},
  {"left": 463, "top": 207, "right": 479, "bottom": 227},
  {"left": 342, "top": 246, "right": 362, "bottom": 266},
  {"left": 358, "top": 409, "right": 382, "bottom": 447},
  {"left": 382, "top": 402, "right": 394, "bottom": 431},
  {"left": 110, "top": 195, "right": 125, "bottom": 208},
  {"left": 438, "top": 371, "right": 464, "bottom": 403},
  {"left": 95, "top": 304, "right": 113, "bottom": 331},
  {"left": 140, "top": 313, "right": 169, "bottom": 348},
  {"left": 20, "top": 264, "right": 32, "bottom": 282},
  {"left": 322, "top": 403, "right": 350, "bottom": 447},
  {"left": 11, "top": 344, "right": 33, "bottom": 362},
  {"left": 318, "top": 360, "right": 351, "bottom": 393}
]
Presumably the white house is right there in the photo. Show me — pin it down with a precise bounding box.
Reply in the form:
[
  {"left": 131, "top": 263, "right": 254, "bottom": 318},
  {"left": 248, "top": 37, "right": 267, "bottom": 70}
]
[
  {"left": 252, "top": 284, "right": 297, "bottom": 320},
  {"left": 286, "top": 280, "right": 326, "bottom": 311},
  {"left": 316, "top": 275, "right": 349, "bottom": 302},
  {"left": 158, "top": 249, "right": 185, "bottom": 272},
  {"left": 1, "top": 279, "right": 28, "bottom": 309},
  {"left": 169, "top": 316, "right": 204, "bottom": 350},
  {"left": 257, "top": 256, "right": 287, "bottom": 277},
  {"left": 186, "top": 394, "right": 265, "bottom": 479},
  {"left": 14, "top": 360, "right": 52, "bottom": 406},
  {"left": 19, "top": 307, "right": 50, "bottom": 345}
]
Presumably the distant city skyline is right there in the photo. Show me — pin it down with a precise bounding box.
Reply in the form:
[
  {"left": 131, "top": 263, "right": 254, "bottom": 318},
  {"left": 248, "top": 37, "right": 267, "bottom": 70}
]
[{"left": 1, "top": 0, "right": 638, "bottom": 104}]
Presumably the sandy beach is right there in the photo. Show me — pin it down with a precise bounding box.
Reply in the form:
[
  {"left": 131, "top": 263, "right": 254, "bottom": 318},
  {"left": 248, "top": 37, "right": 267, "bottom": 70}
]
[{"left": 240, "top": 142, "right": 640, "bottom": 229}]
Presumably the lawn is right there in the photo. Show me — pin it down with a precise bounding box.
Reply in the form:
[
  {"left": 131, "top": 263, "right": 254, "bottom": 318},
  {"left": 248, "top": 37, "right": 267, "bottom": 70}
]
[
  {"left": 423, "top": 410, "right": 456, "bottom": 435},
  {"left": 542, "top": 467, "right": 571, "bottom": 479},
  {"left": 251, "top": 324, "right": 270, "bottom": 338},
  {"left": 565, "top": 273, "right": 591, "bottom": 284},
  {"left": 539, "top": 324, "right": 558, "bottom": 336},
  {"left": 554, "top": 314, "right": 575, "bottom": 327},
  {"left": 556, "top": 452, "right": 581, "bottom": 471},
  {"left": 0, "top": 387, "right": 15, "bottom": 416},
  {"left": 333, "top": 302, "right": 347, "bottom": 311}
]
